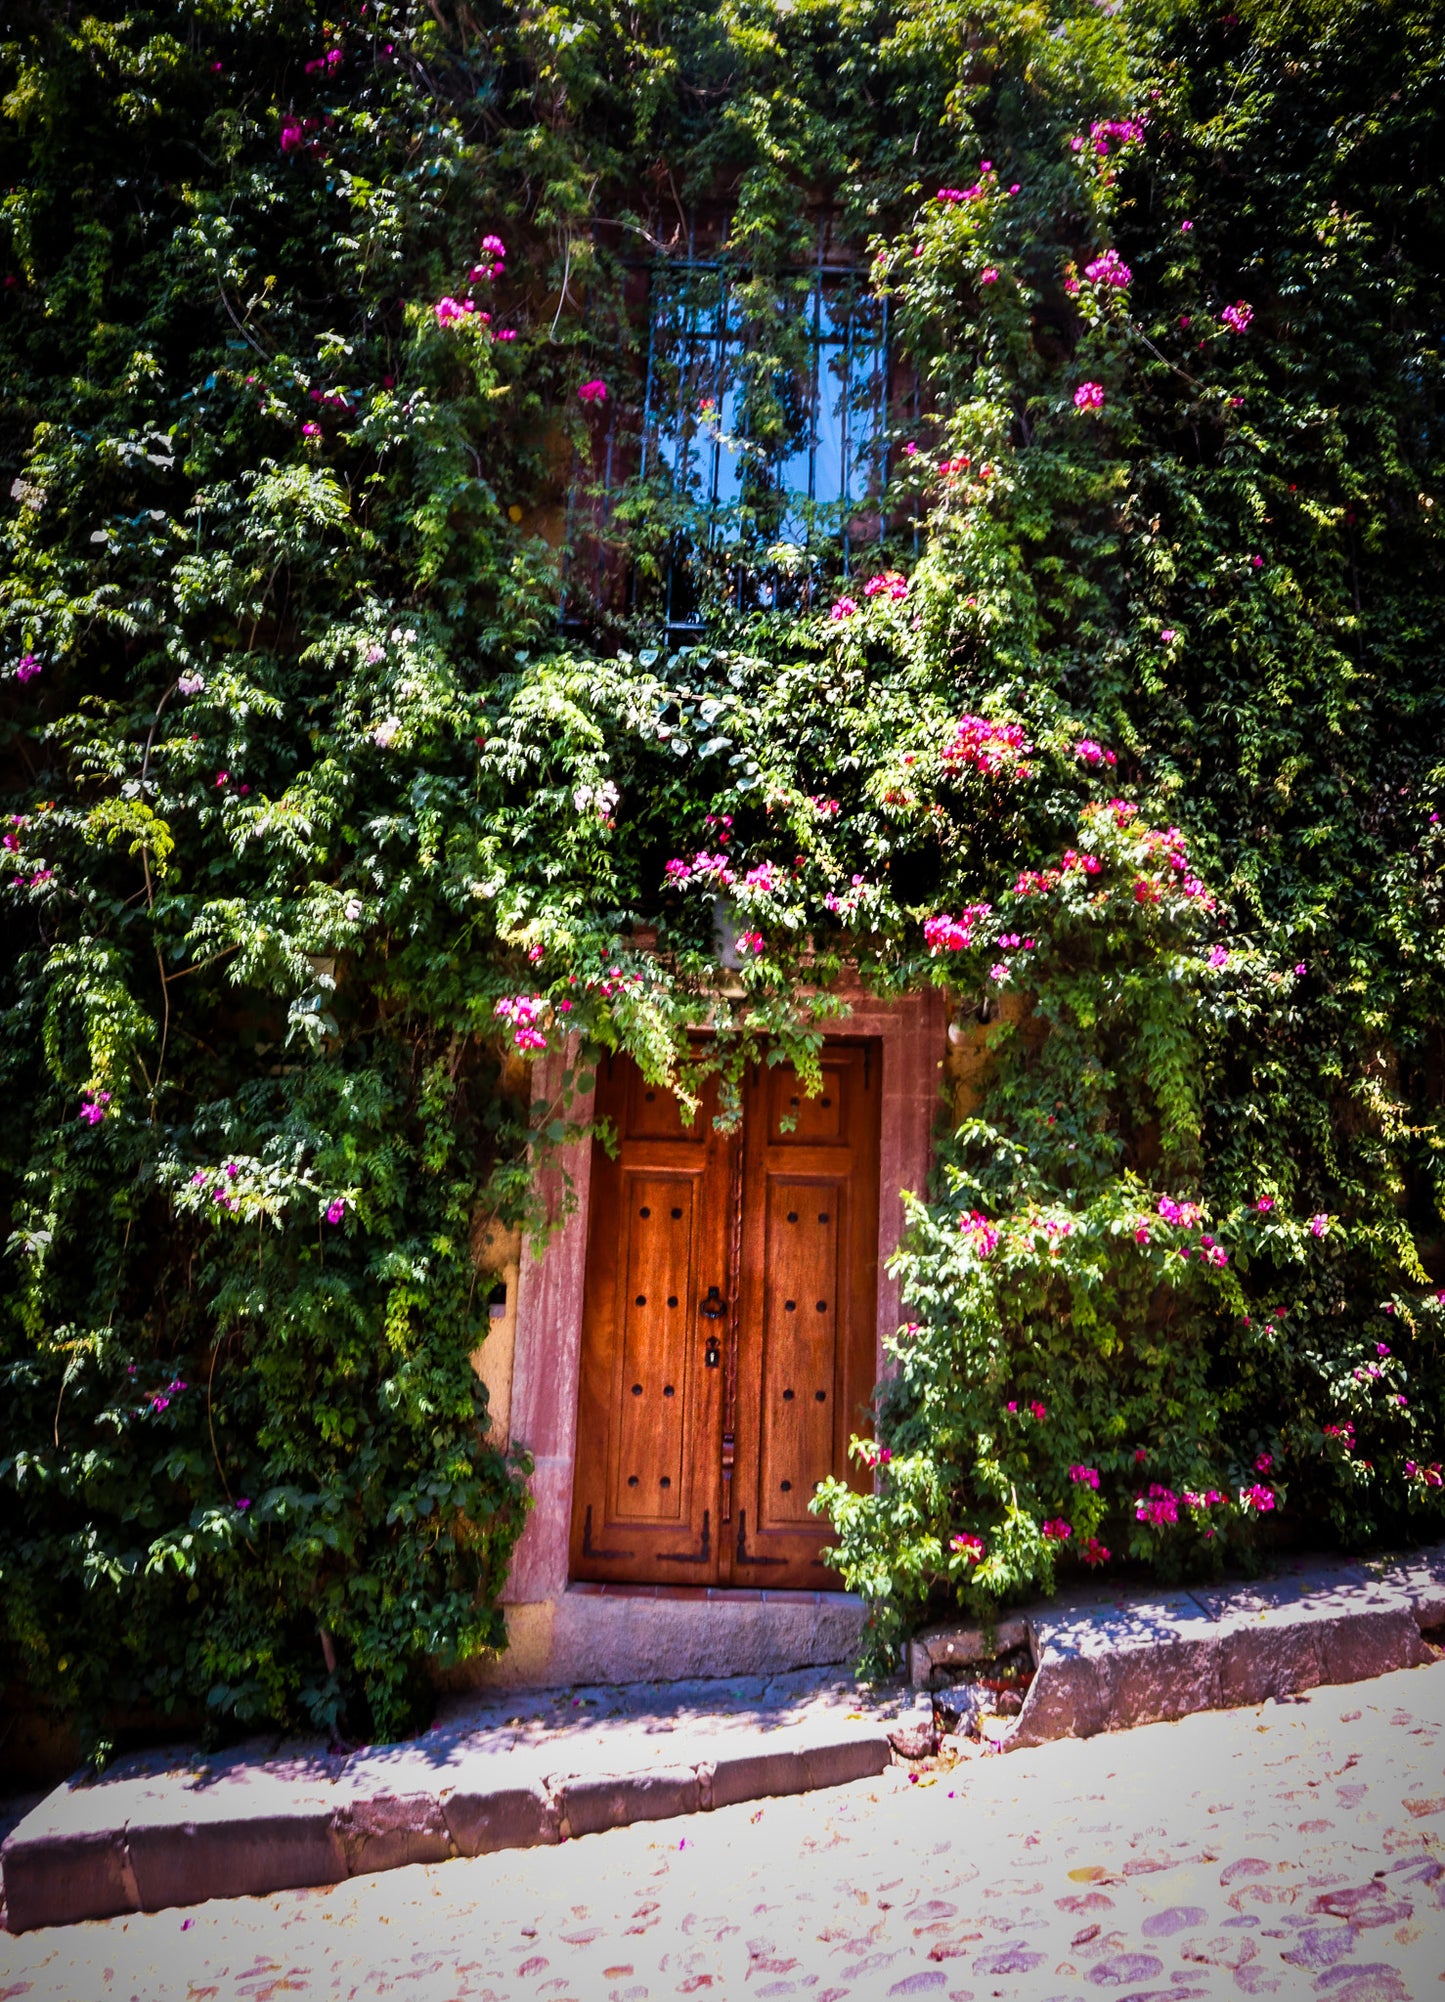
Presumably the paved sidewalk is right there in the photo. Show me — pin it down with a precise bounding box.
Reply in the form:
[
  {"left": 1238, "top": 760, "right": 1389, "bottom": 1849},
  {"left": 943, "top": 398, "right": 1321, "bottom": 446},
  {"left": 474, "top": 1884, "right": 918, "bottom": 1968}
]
[
  {"left": 3, "top": 1663, "right": 1443, "bottom": 1998},
  {"left": 0, "top": 1669, "right": 926, "bottom": 1934},
  {"left": 4, "top": 1545, "right": 1443, "bottom": 1934}
]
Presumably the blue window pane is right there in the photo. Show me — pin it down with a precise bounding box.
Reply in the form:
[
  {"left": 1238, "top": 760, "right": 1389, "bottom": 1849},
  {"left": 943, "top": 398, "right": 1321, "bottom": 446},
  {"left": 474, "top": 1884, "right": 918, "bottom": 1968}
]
[
  {"left": 643, "top": 258, "right": 887, "bottom": 555},
  {"left": 814, "top": 344, "right": 847, "bottom": 505}
]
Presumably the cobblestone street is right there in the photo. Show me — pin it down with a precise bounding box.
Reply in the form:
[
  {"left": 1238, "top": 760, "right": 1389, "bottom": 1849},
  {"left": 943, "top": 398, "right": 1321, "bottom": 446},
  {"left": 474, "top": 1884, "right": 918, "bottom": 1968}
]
[{"left": 4, "top": 1662, "right": 1445, "bottom": 2000}]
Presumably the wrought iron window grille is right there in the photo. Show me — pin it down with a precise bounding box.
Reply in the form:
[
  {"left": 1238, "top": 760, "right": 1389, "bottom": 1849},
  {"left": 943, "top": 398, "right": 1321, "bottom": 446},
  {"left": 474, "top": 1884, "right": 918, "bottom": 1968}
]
[{"left": 560, "top": 220, "right": 899, "bottom": 646}]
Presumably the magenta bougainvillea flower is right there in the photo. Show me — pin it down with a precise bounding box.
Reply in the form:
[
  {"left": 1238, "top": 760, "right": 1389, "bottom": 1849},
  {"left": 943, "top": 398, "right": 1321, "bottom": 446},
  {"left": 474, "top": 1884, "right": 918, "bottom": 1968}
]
[
  {"left": 960, "top": 1211, "right": 999, "bottom": 1257},
  {"left": 923, "top": 904, "right": 991, "bottom": 953},
  {"left": 941, "top": 714, "right": 1031, "bottom": 777},
  {"left": 1084, "top": 247, "right": 1131, "bottom": 288},
  {"left": 494, "top": 993, "right": 549, "bottom": 1051}
]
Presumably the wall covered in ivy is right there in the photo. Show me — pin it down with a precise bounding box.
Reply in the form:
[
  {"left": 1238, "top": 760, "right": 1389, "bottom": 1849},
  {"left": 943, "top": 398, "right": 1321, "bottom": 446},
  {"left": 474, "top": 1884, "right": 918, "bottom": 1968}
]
[{"left": 2, "top": 0, "right": 1444, "bottom": 1738}]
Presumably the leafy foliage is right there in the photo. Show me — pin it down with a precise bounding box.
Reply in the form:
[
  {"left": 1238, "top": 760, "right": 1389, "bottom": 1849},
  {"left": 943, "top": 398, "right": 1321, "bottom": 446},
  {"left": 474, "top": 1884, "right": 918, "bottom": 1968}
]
[{"left": 3, "top": 0, "right": 1445, "bottom": 1728}]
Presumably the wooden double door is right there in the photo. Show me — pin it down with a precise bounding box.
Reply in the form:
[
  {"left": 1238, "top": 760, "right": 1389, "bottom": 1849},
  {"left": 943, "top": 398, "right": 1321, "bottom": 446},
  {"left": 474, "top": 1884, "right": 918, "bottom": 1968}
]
[{"left": 570, "top": 1043, "right": 881, "bottom": 1589}]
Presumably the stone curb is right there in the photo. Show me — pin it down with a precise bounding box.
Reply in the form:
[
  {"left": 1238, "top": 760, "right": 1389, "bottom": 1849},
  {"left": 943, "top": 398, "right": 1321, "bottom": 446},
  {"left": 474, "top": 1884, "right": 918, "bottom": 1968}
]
[
  {"left": 7, "top": 1547, "right": 1442, "bottom": 1933},
  {"left": 907, "top": 1548, "right": 1445, "bottom": 1755},
  {"left": 0, "top": 1724, "right": 893, "bottom": 1933}
]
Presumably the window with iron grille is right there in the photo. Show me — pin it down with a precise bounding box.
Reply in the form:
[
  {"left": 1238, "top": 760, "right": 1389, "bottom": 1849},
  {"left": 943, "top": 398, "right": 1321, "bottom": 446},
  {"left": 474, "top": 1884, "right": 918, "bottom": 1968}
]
[{"left": 563, "top": 223, "right": 898, "bottom": 643}]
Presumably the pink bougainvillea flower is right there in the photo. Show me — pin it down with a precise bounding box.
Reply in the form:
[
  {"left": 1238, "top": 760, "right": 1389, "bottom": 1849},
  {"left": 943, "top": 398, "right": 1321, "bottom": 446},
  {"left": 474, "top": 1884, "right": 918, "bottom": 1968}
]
[
  {"left": 1041, "top": 1518, "right": 1072, "bottom": 1542},
  {"left": 863, "top": 571, "right": 909, "bottom": 600},
  {"left": 1181, "top": 219, "right": 1193, "bottom": 233},
  {"left": 1221, "top": 299, "right": 1254, "bottom": 332},
  {"left": 215, "top": 771, "right": 229, "bottom": 787},
  {"left": 493, "top": 328, "right": 517, "bottom": 341},
  {"left": 78, "top": 1092, "right": 112, "bottom": 1126},
  {"left": 1074, "top": 738, "right": 1117, "bottom": 766},
  {"left": 923, "top": 904, "right": 991, "bottom": 954},
  {"left": 1136, "top": 1483, "right": 1180, "bottom": 1526},
  {"left": 280, "top": 118, "right": 305, "bottom": 154},
  {"left": 1255, "top": 1452, "right": 1273, "bottom": 1472},
  {"left": 950, "top": 1531, "right": 985, "bottom": 1561},
  {"left": 1256, "top": 1196, "right": 1274, "bottom": 1212},
  {"left": 735, "top": 930, "right": 765, "bottom": 954},
  {"left": 1160, "top": 627, "right": 1178, "bottom": 643},
  {"left": 16, "top": 654, "right": 41, "bottom": 683},
  {"left": 493, "top": 993, "right": 549, "bottom": 1052},
  {"left": 960, "top": 1211, "right": 999, "bottom": 1257},
  {"left": 1073, "top": 380, "right": 1105, "bottom": 410},
  {"left": 1084, "top": 247, "right": 1132, "bottom": 288},
  {"left": 325, "top": 1199, "right": 345, "bottom": 1224},
  {"left": 1088, "top": 118, "right": 1145, "bottom": 153},
  {"left": 235, "top": 1497, "right": 251, "bottom": 1511},
  {"left": 577, "top": 378, "right": 608, "bottom": 405},
  {"left": 1069, "top": 1465, "right": 1100, "bottom": 1488},
  {"left": 1309, "top": 1213, "right": 1330, "bottom": 1237},
  {"left": 942, "top": 714, "right": 1031, "bottom": 777},
  {"left": 1207, "top": 946, "right": 1229, "bottom": 969},
  {"left": 1081, "top": 1536, "right": 1111, "bottom": 1566},
  {"left": 301, "top": 422, "right": 321, "bottom": 438},
  {"left": 434, "top": 296, "right": 474, "bottom": 327},
  {"left": 980, "top": 266, "right": 1000, "bottom": 285},
  {"left": 1239, "top": 1482, "right": 1276, "bottom": 1512},
  {"left": 830, "top": 596, "right": 859, "bottom": 620}
]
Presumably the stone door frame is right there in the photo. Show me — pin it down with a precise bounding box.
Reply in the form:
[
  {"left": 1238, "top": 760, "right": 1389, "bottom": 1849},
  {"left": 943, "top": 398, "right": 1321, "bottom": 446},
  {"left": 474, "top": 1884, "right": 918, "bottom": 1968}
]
[{"left": 503, "top": 985, "right": 948, "bottom": 1608}]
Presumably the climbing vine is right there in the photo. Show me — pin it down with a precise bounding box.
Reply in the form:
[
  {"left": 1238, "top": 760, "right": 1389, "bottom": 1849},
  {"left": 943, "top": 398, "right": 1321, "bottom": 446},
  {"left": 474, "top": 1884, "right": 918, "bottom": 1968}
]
[{"left": 3, "top": 0, "right": 1444, "bottom": 1733}]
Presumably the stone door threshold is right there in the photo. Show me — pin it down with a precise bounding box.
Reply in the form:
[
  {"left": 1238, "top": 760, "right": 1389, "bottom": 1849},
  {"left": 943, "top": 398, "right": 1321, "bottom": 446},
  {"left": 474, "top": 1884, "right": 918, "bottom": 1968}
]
[{"left": 567, "top": 1580, "right": 846, "bottom": 1605}]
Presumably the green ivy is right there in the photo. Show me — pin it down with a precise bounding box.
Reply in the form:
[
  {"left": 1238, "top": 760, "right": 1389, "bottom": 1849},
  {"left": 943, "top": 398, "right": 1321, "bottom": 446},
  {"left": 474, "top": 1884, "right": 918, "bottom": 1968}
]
[{"left": 3, "top": 0, "right": 1445, "bottom": 1734}]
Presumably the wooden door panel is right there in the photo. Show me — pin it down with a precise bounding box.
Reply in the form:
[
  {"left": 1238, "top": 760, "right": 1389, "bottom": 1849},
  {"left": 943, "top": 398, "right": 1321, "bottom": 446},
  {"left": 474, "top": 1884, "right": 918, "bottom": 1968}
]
[
  {"left": 756, "top": 1175, "right": 844, "bottom": 1529},
  {"left": 570, "top": 1063, "right": 728, "bottom": 1582},
  {"left": 729, "top": 1046, "right": 881, "bottom": 1587},
  {"left": 623, "top": 1078, "right": 703, "bottom": 1141},
  {"left": 768, "top": 1066, "right": 847, "bottom": 1144},
  {"left": 610, "top": 1171, "right": 700, "bottom": 1522}
]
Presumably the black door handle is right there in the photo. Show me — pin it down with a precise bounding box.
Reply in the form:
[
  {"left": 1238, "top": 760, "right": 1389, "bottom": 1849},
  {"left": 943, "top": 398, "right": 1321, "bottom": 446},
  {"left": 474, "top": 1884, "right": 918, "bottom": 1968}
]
[{"left": 700, "top": 1285, "right": 726, "bottom": 1319}]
